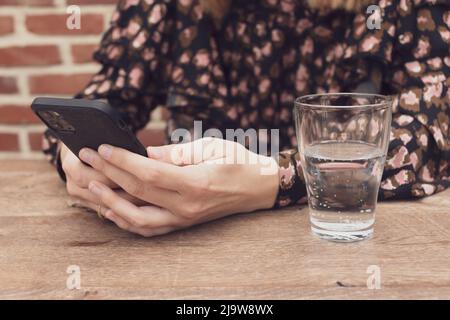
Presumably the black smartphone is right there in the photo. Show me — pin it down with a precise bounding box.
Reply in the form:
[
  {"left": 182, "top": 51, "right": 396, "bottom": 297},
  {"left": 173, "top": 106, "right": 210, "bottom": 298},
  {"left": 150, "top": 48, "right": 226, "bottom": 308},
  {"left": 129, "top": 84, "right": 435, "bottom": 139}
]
[{"left": 31, "top": 97, "right": 148, "bottom": 159}]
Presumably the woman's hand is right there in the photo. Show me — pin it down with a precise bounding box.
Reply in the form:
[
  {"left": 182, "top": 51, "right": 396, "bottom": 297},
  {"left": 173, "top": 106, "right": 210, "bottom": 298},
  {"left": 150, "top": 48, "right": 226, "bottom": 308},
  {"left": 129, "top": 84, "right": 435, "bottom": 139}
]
[
  {"left": 78, "top": 138, "right": 279, "bottom": 237},
  {"left": 60, "top": 143, "right": 145, "bottom": 213}
]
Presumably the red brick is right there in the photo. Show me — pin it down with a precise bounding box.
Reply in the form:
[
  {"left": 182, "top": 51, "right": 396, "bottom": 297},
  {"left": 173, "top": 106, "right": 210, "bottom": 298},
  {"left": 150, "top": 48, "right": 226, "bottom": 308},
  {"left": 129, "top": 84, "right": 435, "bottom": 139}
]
[
  {"left": 0, "top": 0, "right": 53, "bottom": 6},
  {"left": 71, "top": 44, "right": 98, "bottom": 64},
  {"left": 26, "top": 14, "right": 104, "bottom": 35},
  {"left": 0, "top": 76, "right": 18, "bottom": 94},
  {"left": 137, "top": 128, "right": 166, "bottom": 147},
  {"left": 29, "top": 73, "right": 92, "bottom": 95},
  {"left": 0, "top": 45, "right": 61, "bottom": 67},
  {"left": 67, "top": 0, "right": 117, "bottom": 4},
  {"left": 28, "top": 132, "right": 43, "bottom": 151},
  {"left": 0, "top": 16, "right": 14, "bottom": 35},
  {"left": 0, "top": 133, "right": 19, "bottom": 151},
  {"left": 0, "top": 105, "right": 40, "bottom": 124}
]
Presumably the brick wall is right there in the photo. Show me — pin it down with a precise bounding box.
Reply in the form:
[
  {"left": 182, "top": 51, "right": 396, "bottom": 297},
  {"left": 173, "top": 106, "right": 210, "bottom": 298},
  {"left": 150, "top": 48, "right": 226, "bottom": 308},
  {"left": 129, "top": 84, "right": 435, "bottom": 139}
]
[{"left": 0, "top": 0, "right": 166, "bottom": 160}]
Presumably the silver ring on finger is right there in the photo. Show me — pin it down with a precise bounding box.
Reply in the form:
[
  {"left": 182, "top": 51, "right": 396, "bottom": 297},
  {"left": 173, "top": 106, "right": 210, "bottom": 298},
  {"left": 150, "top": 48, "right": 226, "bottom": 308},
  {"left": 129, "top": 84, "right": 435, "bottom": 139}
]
[{"left": 96, "top": 204, "right": 106, "bottom": 220}]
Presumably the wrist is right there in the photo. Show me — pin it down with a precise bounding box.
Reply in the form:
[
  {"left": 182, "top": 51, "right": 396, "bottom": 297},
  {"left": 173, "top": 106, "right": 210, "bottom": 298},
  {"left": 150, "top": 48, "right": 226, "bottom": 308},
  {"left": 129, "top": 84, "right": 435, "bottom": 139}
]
[{"left": 254, "top": 155, "right": 279, "bottom": 210}]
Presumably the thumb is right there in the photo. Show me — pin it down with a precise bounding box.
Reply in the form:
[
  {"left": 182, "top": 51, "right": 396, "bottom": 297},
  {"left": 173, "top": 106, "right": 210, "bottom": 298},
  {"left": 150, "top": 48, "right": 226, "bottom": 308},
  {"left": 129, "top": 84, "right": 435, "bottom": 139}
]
[
  {"left": 147, "top": 144, "right": 178, "bottom": 163},
  {"left": 147, "top": 144, "right": 194, "bottom": 165},
  {"left": 147, "top": 138, "right": 222, "bottom": 166}
]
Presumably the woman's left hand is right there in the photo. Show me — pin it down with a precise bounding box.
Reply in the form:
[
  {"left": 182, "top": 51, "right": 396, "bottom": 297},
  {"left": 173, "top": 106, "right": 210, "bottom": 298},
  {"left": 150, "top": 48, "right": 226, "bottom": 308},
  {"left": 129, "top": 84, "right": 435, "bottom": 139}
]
[{"left": 79, "top": 138, "right": 279, "bottom": 237}]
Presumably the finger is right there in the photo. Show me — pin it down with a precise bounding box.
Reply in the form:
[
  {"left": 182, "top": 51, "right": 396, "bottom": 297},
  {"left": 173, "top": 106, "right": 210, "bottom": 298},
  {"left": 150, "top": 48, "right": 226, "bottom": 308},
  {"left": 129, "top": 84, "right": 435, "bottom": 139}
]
[
  {"left": 96, "top": 144, "right": 190, "bottom": 191},
  {"left": 70, "top": 198, "right": 177, "bottom": 237},
  {"left": 89, "top": 181, "right": 183, "bottom": 228},
  {"left": 67, "top": 176, "right": 147, "bottom": 207},
  {"left": 104, "top": 210, "right": 176, "bottom": 237},
  {"left": 69, "top": 198, "right": 98, "bottom": 213},
  {"left": 104, "top": 209, "right": 132, "bottom": 231},
  {"left": 68, "top": 198, "right": 111, "bottom": 220},
  {"left": 63, "top": 152, "right": 118, "bottom": 189},
  {"left": 81, "top": 166, "right": 119, "bottom": 189},
  {"left": 67, "top": 166, "right": 118, "bottom": 189},
  {"left": 146, "top": 144, "right": 178, "bottom": 162},
  {"left": 116, "top": 190, "right": 148, "bottom": 206},
  {"left": 79, "top": 148, "right": 178, "bottom": 208},
  {"left": 67, "top": 180, "right": 102, "bottom": 204}
]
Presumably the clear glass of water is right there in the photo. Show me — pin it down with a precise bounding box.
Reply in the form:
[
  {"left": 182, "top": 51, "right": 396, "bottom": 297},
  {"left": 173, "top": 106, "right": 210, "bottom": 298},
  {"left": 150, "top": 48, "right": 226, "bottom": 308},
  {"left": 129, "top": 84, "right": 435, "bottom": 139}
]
[{"left": 294, "top": 93, "right": 392, "bottom": 242}]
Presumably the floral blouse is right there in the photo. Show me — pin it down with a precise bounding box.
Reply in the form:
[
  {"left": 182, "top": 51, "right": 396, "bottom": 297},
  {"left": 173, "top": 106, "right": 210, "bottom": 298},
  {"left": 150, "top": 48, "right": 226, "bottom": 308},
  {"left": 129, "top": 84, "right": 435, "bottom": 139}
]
[{"left": 43, "top": 0, "right": 450, "bottom": 207}]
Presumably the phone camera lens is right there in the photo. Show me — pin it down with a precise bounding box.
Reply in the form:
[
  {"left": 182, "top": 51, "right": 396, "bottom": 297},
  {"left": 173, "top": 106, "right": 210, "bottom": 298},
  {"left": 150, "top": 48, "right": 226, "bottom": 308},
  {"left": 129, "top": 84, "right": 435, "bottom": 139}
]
[
  {"left": 38, "top": 109, "right": 75, "bottom": 133},
  {"left": 39, "top": 111, "right": 53, "bottom": 121},
  {"left": 64, "top": 124, "right": 75, "bottom": 132}
]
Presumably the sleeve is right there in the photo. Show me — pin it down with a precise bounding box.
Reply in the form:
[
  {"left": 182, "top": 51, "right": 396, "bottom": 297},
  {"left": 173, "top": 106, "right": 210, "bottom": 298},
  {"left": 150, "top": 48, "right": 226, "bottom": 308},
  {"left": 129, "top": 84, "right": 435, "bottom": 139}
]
[
  {"left": 345, "top": 0, "right": 450, "bottom": 199},
  {"left": 274, "top": 149, "right": 308, "bottom": 208},
  {"left": 274, "top": 0, "right": 450, "bottom": 207},
  {"left": 42, "top": 0, "right": 173, "bottom": 178}
]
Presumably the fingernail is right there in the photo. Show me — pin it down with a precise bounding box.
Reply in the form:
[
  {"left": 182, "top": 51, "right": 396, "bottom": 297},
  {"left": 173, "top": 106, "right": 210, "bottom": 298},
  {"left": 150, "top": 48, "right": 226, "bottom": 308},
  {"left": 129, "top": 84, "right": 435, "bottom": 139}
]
[
  {"left": 79, "top": 149, "right": 94, "bottom": 164},
  {"left": 89, "top": 181, "right": 103, "bottom": 196},
  {"left": 98, "top": 144, "right": 112, "bottom": 159},
  {"left": 148, "top": 147, "right": 162, "bottom": 159}
]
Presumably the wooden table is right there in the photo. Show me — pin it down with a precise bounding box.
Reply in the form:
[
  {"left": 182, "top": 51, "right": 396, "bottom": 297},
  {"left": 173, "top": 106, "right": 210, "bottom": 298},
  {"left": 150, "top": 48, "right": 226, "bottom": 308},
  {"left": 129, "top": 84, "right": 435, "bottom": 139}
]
[{"left": 0, "top": 160, "right": 449, "bottom": 300}]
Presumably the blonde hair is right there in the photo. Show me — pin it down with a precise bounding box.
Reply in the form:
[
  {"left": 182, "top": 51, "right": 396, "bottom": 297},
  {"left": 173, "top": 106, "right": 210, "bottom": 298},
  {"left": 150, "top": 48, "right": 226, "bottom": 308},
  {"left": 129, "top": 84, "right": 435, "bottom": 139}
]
[{"left": 200, "top": 0, "right": 370, "bottom": 20}]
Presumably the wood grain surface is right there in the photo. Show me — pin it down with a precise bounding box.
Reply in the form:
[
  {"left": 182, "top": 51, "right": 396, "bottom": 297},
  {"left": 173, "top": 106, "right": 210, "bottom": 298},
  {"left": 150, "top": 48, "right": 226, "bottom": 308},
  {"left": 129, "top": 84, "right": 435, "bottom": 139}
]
[{"left": 0, "top": 160, "right": 449, "bottom": 300}]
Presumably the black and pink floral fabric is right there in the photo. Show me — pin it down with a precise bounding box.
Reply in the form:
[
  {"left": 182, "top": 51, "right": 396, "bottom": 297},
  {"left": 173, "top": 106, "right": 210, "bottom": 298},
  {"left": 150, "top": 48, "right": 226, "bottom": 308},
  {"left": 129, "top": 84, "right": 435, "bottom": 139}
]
[{"left": 43, "top": 0, "right": 449, "bottom": 207}]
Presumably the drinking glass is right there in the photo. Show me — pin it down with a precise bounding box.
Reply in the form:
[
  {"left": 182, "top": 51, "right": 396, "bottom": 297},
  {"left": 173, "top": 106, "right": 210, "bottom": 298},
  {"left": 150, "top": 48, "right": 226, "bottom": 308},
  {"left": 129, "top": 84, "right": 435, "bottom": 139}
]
[{"left": 294, "top": 93, "right": 392, "bottom": 242}]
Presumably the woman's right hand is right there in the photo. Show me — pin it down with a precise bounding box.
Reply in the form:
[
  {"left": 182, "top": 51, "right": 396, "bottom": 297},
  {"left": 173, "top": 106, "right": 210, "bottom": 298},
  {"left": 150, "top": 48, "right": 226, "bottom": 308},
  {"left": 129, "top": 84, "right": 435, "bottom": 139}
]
[{"left": 60, "top": 144, "right": 145, "bottom": 213}]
